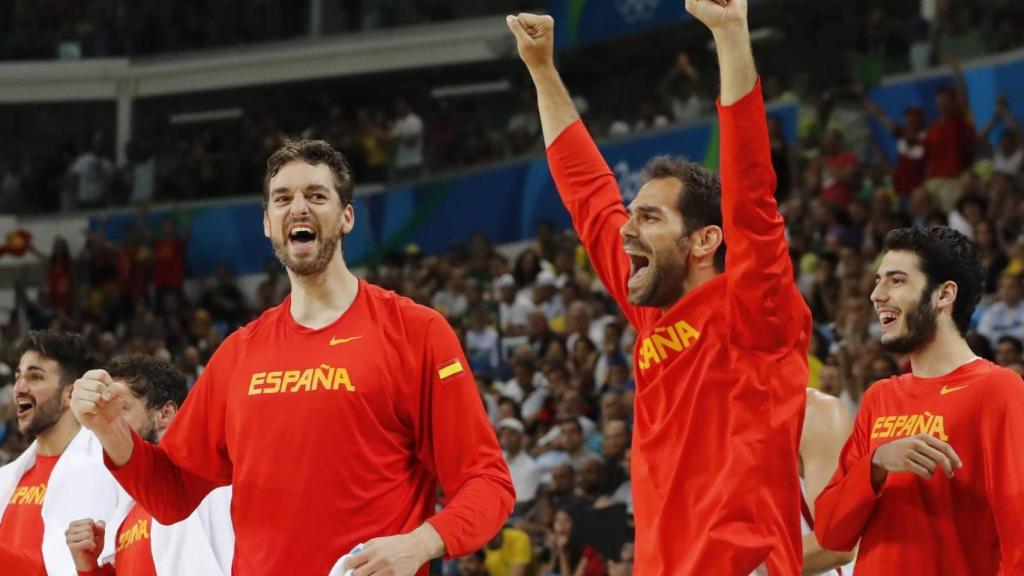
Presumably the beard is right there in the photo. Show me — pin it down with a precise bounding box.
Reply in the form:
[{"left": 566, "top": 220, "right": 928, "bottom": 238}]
[
  {"left": 880, "top": 287, "right": 938, "bottom": 354},
  {"left": 627, "top": 237, "right": 689, "bottom": 308},
  {"left": 272, "top": 221, "right": 343, "bottom": 277},
  {"left": 138, "top": 416, "right": 160, "bottom": 444},
  {"left": 20, "top": 390, "right": 66, "bottom": 439}
]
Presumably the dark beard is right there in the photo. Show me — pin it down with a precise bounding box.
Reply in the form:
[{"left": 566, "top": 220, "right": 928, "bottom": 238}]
[
  {"left": 628, "top": 237, "right": 689, "bottom": 308},
  {"left": 880, "top": 288, "right": 938, "bottom": 354},
  {"left": 272, "top": 229, "right": 342, "bottom": 276},
  {"left": 21, "top": 390, "right": 66, "bottom": 439}
]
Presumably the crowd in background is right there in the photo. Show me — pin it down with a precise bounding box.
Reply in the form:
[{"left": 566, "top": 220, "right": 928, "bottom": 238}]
[
  {"left": 3, "top": 0, "right": 1023, "bottom": 215},
  {"left": 2, "top": 0, "right": 1024, "bottom": 574}
]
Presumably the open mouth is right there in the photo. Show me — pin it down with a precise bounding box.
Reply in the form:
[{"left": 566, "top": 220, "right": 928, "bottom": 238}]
[
  {"left": 878, "top": 310, "right": 899, "bottom": 328},
  {"left": 15, "top": 398, "right": 34, "bottom": 419},
  {"left": 626, "top": 252, "right": 651, "bottom": 287},
  {"left": 288, "top": 225, "right": 318, "bottom": 246}
]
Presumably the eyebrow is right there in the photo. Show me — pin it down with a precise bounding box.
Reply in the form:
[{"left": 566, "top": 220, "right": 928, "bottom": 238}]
[
  {"left": 875, "top": 270, "right": 908, "bottom": 280},
  {"left": 625, "top": 205, "right": 663, "bottom": 216}
]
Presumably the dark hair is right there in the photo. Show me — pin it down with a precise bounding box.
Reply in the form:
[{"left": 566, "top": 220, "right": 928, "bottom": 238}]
[
  {"left": 642, "top": 155, "right": 726, "bottom": 271},
  {"left": 18, "top": 331, "right": 95, "bottom": 387},
  {"left": 106, "top": 355, "right": 188, "bottom": 411},
  {"left": 998, "top": 335, "right": 1024, "bottom": 355},
  {"left": 264, "top": 139, "right": 354, "bottom": 206},
  {"left": 883, "top": 226, "right": 983, "bottom": 335},
  {"left": 558, "top": 418, "right": 583, "bottom": 434}
]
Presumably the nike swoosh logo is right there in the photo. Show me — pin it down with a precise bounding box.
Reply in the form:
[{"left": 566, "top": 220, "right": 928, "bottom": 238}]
[
  {"left": 940, "top": 384, "right": 969, "bottom": 395},
  {"left": 329, "top": 336, "right": 363, "bottom": 346}
]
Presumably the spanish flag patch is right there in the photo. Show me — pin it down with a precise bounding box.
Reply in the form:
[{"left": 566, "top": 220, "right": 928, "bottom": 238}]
[{"left": 437, "top": 358, "right": 464, "bottom": 380}]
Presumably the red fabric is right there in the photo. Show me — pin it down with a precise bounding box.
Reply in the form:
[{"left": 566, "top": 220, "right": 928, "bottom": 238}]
[
  {"left": 581, "top": 545, "right": 606, "bottom": 576},
  {"left": 820, "top": 151, "right": 859, "bottom": 207},
  {"left": 815, "top": 360, "right": 1024, "bottom": 575},
  {"left": 106, "top": 280, "right": 514, "bottom": 575},
  {"left": 114, "top": 503, "right": 156, "bottom": 576},
  {"left": 892, "top": 128, "right": 927, "bottom": 196},
  {"left": 0, "top": 454, "right": 59, "bottom": 564},
  {"left": 0, "top": 543, "right": 47, "bottom": 576},
  {"left": 78, "top": 565, "right": 117, "bottom": 576},
  {"left": 925, "top": 115, "right": 975, "bottom": 179},
  {"left": 546, "top": 81, "right": 810, "bottom": 575},
  {"left": 152, "top": 238, "right": 186, "bottom": 289}
]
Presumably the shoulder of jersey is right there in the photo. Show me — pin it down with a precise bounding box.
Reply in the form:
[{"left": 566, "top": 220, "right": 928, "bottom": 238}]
[
  {"left": 862, "top": 372, "right": 908, "bottom": 402},
  {"left": 364, "top": 281, "right": 445, "bottom": 326},
  {"left": 233, "top": 301, "right": 288, "bottom": 341}
]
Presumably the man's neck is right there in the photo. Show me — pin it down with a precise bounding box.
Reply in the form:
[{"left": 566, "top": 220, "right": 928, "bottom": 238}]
[
  {"left": 663, "top": 267, "right": 719, "bottom": 313},
  {"left": 36, "top": 411, "right": 81, "bottom": 457},
  {"left": 908, "top": 328, "right": 978, "bottom": 378},
  {"left": 287, "top": 255, "right": 360, "bottom": 330}
]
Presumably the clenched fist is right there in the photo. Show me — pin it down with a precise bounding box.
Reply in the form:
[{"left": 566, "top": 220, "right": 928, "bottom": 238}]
[
  {"left": 506, "top": 13, "right": 555, "bottom": 71},
  {"left": 685, "top": 0, "right": 748, "bottom": 31},
  {"left": 71, "top": 369, "right": 129, "bottom": 435},
  {"left": 65, "top": 518, "right": 106, "bottom": 572}
]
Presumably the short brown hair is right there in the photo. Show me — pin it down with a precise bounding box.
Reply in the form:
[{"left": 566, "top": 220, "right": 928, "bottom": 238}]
[
  {"left": 106, "top": 355, "right": 188, "bottom": 411},
  {"left": 18, "top": 331, "right": 96, "bottom": 388},
  {"left": 642, "top": 155, "right": 725, "bottom": 271},
  {"left": 264, "top": 139, "right": 354, "bottom": 206}
]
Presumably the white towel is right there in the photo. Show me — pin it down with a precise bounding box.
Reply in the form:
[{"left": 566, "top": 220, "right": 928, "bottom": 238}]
[{"left": 328, "top": 543, "right": 365, "bottom": 576}]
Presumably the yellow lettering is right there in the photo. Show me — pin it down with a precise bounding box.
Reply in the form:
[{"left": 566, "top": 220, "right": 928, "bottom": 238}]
[
  {"left": 139, "top": 519, "right": 150, "bottom": 541},
  {"left": 871, "top": 417, "right": 884, "bottom": 439},
  {"left": 892, "top": 416, "right": 908, "bottom": 437},
  {"left": 913, "top": 413, "right": 930, "bottom": 435},
  {"left": 264, "top": 372, "right": 283, "bottom": 394},
  {"left": 674, "top": 321, "right": 701, "bottom": 347},
  {"left": 881, "top": 415, "right": 897, "bottom": 438},
  {"left": 652, "top": 327, "right": 683, "bottom": 360},
  {"left": 897, "top": 415, "right": 917, "bottom": 437},
  {"left": 314, "top": 365, "right": 333, "bottom": 391},
  {"left": 639, "top": 338, "right": 658, "bottom": 371},
  {"left": 928, "top": 415, "right": 949, "bottom": 441},
  {"left": 292, "top": 368, "right": 314, "bottom": 392},
  {"left": 249, "top": 372, "right": 266, "bottom": 395},
  {"left": 333, "top": 368, "right": 354, "bottom": 392},
  {"left": 281, "top": 370, "right": 300, "bottom": 392}
]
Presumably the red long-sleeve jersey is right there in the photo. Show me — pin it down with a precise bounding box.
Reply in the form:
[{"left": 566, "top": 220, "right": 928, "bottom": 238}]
[
  {"left": 814, "top": 359, "right": 1024, "bottom": 575},
  {"left": 106, "top": 280, "right": 514, "bottom": 575},
  {"left": 547, "top": 81, "right": 810, "bottom": 574}
]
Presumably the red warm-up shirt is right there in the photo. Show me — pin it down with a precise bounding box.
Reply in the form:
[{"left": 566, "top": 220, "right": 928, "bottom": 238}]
[
  {"left": 925, "top": 114, "right": 974, "bottom": 179},
  {"left": 0, "top": 454, "right": 58, "bottom": 565},
  {"left": 814, "top": 359, "right": 1024, "bottom": 575},
  {"left": 115, "top": 503, "right": 156, "bottom": 575},
  {"left": 547, "top": 81, "right": 810, "bottom": 574},
  {"left": 106, "top": 280, "right": 514, "bottom": 575}
]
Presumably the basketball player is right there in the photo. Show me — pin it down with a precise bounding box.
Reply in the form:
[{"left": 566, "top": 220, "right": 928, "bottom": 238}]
[
  {"left": 815, "top": 226, "right": 1024, "bottom": 574},
  {"left": 66, "top": 355, "right": 233, "bottom": 575},
  {"left": 71, "top": 141, "right": 514, "bottom": 575},
  {"left": 508, "top": 0, "right": 811, "bottom": 572},
  {"left": 0, "top": 331, "right": 126, "bottom": 576}
]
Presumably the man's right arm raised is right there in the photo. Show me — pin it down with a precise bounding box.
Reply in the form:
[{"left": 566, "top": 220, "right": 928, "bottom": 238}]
[
  {"left": 508, "top": 14, "right": 639, "bottom": 324},
  {"left": 72, "top": 344, "right": 234, "bottom": 524}
]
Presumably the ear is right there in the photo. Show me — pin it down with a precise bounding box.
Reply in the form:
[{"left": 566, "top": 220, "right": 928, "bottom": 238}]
[
  {"left": 263, "top": 211, "right": 271, "bottom": 239},
  {"left": 341, "top": 202, "right": 356, "bottom": 236},
  {"left": 689, "top": 225, "right": 723, "bottom": 262},
  {"left": 935, "top": 280, "right": 958, "bottom": 312},
  {"left": 155, "top": 401, "right": 178, "bottom": 432}
]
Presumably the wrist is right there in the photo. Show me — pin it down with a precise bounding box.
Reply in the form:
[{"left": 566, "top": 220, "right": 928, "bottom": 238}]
[
  {"left": 73, "top": 554, "right": 99, "bottom": 572},
  {"left": 710, "top": 22, "right": 749, "bottom": 43},
  {"left": 409, "top": 522, "right": 446, "bottom": 563}
]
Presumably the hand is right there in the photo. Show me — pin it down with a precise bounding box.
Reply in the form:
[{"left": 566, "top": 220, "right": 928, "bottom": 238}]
[
  {"left": 608, "top": 558, "right": 633, "bottom": 576},
  {"left": 871, "top": 433, "right": 962, "bottom": 488},
  {"left": 685, "top": 0, "right": 748, "bottom": 31},
  {"left": 507, "top": 13, "right": 556, "bottom": 71},
  {"left": 554, "top": 533, "right": 570, "bottom": 550},
  {"left": 71, "top": 370, "right": 128, "bottom": 436},
  {"left": 65, "top": 519, "right": 105, "bottom": 572},
  {"left": 343, "top": 533, "right": 431, "bottom": 576}
]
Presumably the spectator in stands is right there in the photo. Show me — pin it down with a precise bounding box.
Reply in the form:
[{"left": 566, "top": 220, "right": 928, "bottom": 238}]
[
  {"left": 200, "top": 264, "right": 246, "bottom": 330},
  {"left": 484, "top": 525, "right": 532, "bottom": 576},
  {"left": 457, "top": 550, "right": 488, "bottom": 576},
  {"left": 597, "top": 419, "right": 628, "bottom": 494},
  {"left": 499, "top": 358, "right": 549, "bottom": 427},
  {"left": 499, "top": 417, "right": 542, "bottom": 515},
  {"left": 466, "top": 305, "right": 501, "bottom": 375},
  {"left": 68, "top": 135, "right": 114, "bottom": 210},
  {"left": 995, "top": 335, "right": 1024, "bottom": 367},
  {"left": 924, "top": 61, "right": 975, "bottom": 212},
  {"left": 577, "top": 456, "right": 608, "bottom": 504},
  {"left": 817, "top": 129, "right": 860, "bottom": 208},
  {"left": 974, "top": 220, "right": 1008, "bottom": 294},
  {"left": 392, "top": 99, "right": 424, "bottom": 180},
  {"left": 541, "top": 508, "right": 606, "bottom": 576},
  {"left": 977, "top": 94, "right": 1023, "bottom": 176},
  {"left": 977, "top": 272, "right": 1024, "bottom": 345},
  {"left": 863, "top": 94, "right": 928, "bottom": 200}
]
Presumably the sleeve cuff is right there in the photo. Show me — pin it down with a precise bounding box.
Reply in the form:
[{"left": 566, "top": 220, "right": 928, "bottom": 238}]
[
  {"left": 102, "top": 427, "right": 144, "bottom": 474},
  {"left": 851, "top": 447, "right": 886, "bottom": 499},
  {"left": 716, "top": 76, "right": 763, "bottom": 113}
]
